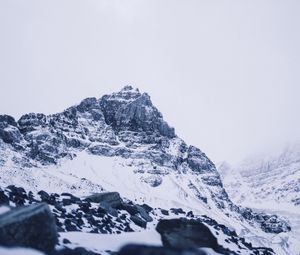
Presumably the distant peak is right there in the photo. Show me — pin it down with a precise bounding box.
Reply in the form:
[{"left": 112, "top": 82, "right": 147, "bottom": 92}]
[
  {"left": 102, "top": 85, "right": 142, "bottom": 102},
  {"left": 120, "top": 85, "right": 139, "bottom": 93}
]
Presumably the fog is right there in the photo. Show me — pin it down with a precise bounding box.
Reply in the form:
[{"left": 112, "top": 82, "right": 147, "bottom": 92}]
[{"left": 0, "top": 0, "right": 300, "bottom": 163}]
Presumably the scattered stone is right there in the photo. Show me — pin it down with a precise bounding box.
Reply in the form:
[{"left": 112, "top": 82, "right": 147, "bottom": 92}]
[
  {"left": 85, "top": 192, "right": 123, "bottom": 208},
  {"left": 160, "top": 209, "right": 169, "bottom": 216},
  {"left": 130, "top": 215, "right": 147, "bottom": 228}
]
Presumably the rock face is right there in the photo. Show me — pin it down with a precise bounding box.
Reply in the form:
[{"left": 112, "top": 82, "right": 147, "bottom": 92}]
[
  {"left": 0, "top": 203, "right": 57, "bottom": 252},
  {"left": 100, "top": 86, "right": 175, "bottom": 138}
]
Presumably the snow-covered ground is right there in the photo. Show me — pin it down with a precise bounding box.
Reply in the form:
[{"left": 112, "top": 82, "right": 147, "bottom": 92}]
[
  {"left": 0, "top": 247, "right": 44, "bottom": 255},
  {"left": 1, "top": 150, "right": 298, "bottom": 254},
  {"left": 218, "top": 143, "right": 300, "bottom": 255},
  {"left": 59, "top": 231, "right": 221, "bottom": 255}
]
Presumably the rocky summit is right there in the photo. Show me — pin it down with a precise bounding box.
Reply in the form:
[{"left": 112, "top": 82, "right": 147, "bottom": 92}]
[{"left": 0, "top": 86, "right": 294, "bottom": 255}]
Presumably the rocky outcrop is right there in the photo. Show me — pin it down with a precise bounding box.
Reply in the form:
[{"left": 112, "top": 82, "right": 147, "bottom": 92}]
[
  {"left": 0, "top": 115, "right": 23, "bottom": 148},
  {"left": 100, "top": 85, "right": 175, "bottom": 138},
  {"left": 0, "top": 203, "right": 57, "bottom": 252}
]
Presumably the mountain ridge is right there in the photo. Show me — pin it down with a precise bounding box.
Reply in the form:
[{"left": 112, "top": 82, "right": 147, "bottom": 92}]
[{"left": 0, "top": 86, "right": 295, "bottom": 254}]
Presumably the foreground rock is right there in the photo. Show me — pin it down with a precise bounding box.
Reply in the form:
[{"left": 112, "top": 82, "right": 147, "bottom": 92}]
[
  {"left": 1, "top": 186, "right": 275, "bottom": 254},
  {"left": 117, "top": 244, "right": 207, "bottom": 255},
  {"left": 156, "top": 218, "right": 275, "bottom": 255},
  {"left": 156, "top": 218, "right": 220, "bottom": 252},
  {"left": 0, "top": 203, "right": 57, "bottom": 253}
]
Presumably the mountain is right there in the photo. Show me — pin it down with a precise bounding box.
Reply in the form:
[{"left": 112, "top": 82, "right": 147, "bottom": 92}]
[
  {"left": 0, "top": 86, "right": 296, "bottom": 254},
  {"left": 219, "top": 143, "right": 300, "bottom": 207},
  {"left": 218, "top": 144, "right": 300, "bottom": 255}
]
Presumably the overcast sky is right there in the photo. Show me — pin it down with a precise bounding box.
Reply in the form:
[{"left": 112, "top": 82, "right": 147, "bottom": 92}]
[{"left": 0, "top": 0, "right": 300, "bottom": 163}]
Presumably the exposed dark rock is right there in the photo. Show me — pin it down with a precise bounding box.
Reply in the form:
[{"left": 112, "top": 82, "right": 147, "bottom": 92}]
[
  {"left": 239, "top": 207, "right": 291, "bottom": 234},
  {"left": 186, "top": 146, "right": 216, "bottom": 174},
  {"left": 61, "top": 193, "right": 80, "bottom": 202},
  {"left": 0, "top": 115, "right": 23, "bottom": 146},
  {"left": 261, "top": 215, "right": 291, "bottom": 233},
  {"left": 52, "top": 247, "right": 101, "bottom": 255},
  {"left": 88, "top": 144, "right": 116, "bottom": 157},
  {"left": 0, "top": 115, "right": 18, "bottom": 127},
  {"left": 85, "top": 192, "right": 123, "bottom": 208},
  {"left": 130, "top": 215, "right": 147, "bottom": 228},
  {"left": 141, "top": 175, "right": 163, "bottom": 187},
  {"left": 117, "top": 244, "right": 208, "bottom": 255},
  {"left": 6, "top": 185, "right": 28, "bottom": 206},
  {"left": 161, "top": 209, "right": 169, "bottom": 216},
  {"left": 120, "top": 203, "right": 139, "bottom": 215},
  {"left": 156, "top": 218, "right": 219, "bottom": 251},
  {"left": 0, "top": 190, "right": 9, "bottom": 205},
  {"left": 136, "top": 205, "right": 153, "bottom": 222},
  {"left": 0, "top": 203, "right": 58, "bottom": 252},
  {"left": 99, "top": 86, "right": 175, "bottom": 138},
  {"left": 99, "top": 202, "right": 118, "bottom": 217},
  {"left": 140, "top": 204, "right": 153, "bottom": 213},
  {"left": 170, "top": 208, "right": 185, "bottom": 215}
]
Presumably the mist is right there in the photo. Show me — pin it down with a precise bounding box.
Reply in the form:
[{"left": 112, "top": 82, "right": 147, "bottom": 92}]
[{"left": 0, "top": 0, "right": 300, "bottom": 163}]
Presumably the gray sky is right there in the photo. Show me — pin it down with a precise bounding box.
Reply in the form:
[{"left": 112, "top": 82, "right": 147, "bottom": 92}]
[{"left": 0, "top": 0, "right": 300, "bottom": 163}]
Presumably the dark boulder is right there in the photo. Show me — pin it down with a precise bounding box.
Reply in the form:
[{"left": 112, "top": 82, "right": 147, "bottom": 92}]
[
  {"left": 140, "top": 204, "right": 153, "bottom": 213},
  {"left": 156, "top": 218, "right": 219, "bottom": 251},
  {"left": 117, "top": 244, "right": 207, "bottom": 255},
  {"left": 0, "top": 190, "right": 9, "bottom": 205},
  {"left": 52, "top": 247, "right": 101, "bottom": 255},
  {"left": 161, "top": 209, "right": 169, "bottom": 216},
  {"left": 85, "top": 192, "right": 123, "bottom": 208},
  {"left": 170, "top": 208, "right": 185, "bottom": 215},
  {"left": 261, "top": 215, "right": 291, "bottom": 234},
  {"left": 99, "top": 202, "right": 118, "bottom": 217},
  {"left": 0, "top": 203, "right": 58, "bottom": 252},
  {"left": 6, "top": 185, "right": 28, "bottom": 206},
  {"left": 18, "top": 113, "right": 47, "bottom": 133},
  {"left": 136, "top": 205, "right": 153, "bottom": 222},
  {"left": 120, "top": 203, "right": 139, "bottom": 215},
  {"left": 130, "top": 215, "right": 147, "bottom": 228}
]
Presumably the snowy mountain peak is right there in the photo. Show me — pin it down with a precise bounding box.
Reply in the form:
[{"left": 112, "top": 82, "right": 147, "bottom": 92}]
[
  {"left": 0, "top": 87, "right": 292, "bottom": 254},
  {"left": 100, "top": 86, "right": 175, "bottom": 138}
]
